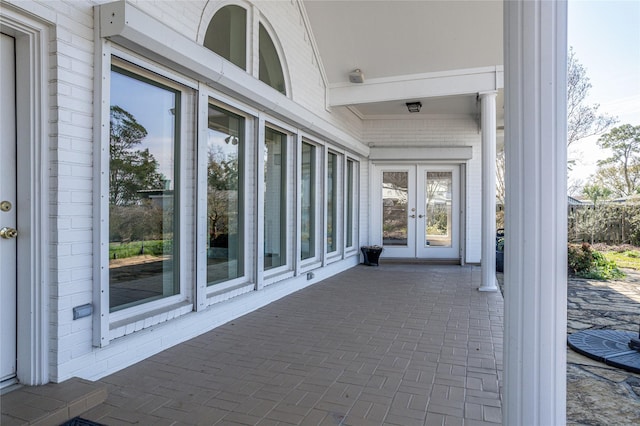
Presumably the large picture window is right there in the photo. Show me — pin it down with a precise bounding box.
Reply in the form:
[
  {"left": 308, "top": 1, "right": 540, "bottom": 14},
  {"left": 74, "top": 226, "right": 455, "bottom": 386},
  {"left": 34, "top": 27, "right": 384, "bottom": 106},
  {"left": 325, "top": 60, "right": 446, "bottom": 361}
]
[
  {"left": 206, "top": 104, "right": 244, "bottom": 285},
  {"left": 264, "top": 127, "right": 287, "bottom": 270},
  {"left": 327, "top": 152, "right": 338, "bottom": 253},
  {"left": 346, "top": 159, "right": 356, "bottom": 248},
  {"left": 301, "top": 142, "right": 316, "bottom": 260},
  {"left": 109, "top": 66, "right": 180, "bottom": 312}
]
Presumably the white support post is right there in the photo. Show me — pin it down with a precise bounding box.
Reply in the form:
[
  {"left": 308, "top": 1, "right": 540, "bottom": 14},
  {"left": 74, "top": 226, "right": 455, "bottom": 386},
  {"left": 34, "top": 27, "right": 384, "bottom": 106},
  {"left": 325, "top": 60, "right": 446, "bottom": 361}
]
[
  {"left": 479, "top": 91, "right": 498, "bottom": 292},
  {"left": 504, "top": 0, "right": 568, "bottom": 425}
]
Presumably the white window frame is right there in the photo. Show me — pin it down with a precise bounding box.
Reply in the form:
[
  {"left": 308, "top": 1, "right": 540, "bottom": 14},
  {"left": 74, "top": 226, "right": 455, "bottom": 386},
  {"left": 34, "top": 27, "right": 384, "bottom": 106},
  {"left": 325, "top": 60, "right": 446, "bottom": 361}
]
[
  {"left": 297, "top": 137, "right": 323, "bottom": 273},
  {"left": 94, "top": 44, "right": 198, "bottom": 346},
  {"left": 325, "top": 148, "right": 344, "bottom": 263},
  {"left": 344, "top": 156, "right": 360, "bottom": 254},
  {"left": 196, "top": 93, "right": 258, "bottom": 308},
  {"left": 260, "top": 118, "right": 296, "bottom": 286},
  {"left": 199, "top": 2, "right": 291, "bottom": 97}
]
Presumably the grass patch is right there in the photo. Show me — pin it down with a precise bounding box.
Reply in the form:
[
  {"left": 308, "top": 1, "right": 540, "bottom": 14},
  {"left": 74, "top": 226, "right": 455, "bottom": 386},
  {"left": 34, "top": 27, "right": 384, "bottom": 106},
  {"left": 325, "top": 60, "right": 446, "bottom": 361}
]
[
  {"left": 109, "top": 240, "right": 172, "bottom": 260},
  {"left": 603, "top": 250, "right": 640, "bottom": 270}
]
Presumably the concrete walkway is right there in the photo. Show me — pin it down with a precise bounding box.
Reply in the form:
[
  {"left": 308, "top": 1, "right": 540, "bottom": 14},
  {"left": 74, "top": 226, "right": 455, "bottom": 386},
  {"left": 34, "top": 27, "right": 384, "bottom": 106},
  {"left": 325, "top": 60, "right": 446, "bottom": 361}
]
[{"left": 2, "top": 264, "right": 504, "bottom": 425}]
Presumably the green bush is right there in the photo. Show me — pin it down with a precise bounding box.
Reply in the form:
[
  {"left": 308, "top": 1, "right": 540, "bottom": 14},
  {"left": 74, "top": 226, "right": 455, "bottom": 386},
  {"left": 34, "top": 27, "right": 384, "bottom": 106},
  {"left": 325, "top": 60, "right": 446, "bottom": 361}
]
[{"left": 568, "top": 242, "right": 625, "bottom": 280}]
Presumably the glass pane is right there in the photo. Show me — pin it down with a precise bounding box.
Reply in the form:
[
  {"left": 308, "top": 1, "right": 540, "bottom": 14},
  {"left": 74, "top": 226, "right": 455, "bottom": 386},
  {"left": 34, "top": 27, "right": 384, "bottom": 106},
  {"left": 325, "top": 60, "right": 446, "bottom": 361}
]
[
  {"left": 382, "top": 172, "right": 408, "bottom": 246},
  {"left": 259, "top": 24, "right": 286, "bottom": 94},
  {"left": 327, "top": 153, "right": 338, "bottom": 253},
  {"left": 301, "top": 143, "right": 315, "bottom": 260},
  {"left": 264, "top": 128, "right": 286, "bottom": 270},
  {"left": 346, "top": 160, "right": 354, "bottom": 248},
  {"left": 207, "top": 105, "right": 244, "bottom": 285},
  {"left": 109, "top": 67, "right": 179, "bottom": 312},
  {"left": 425, "top": 171, "right": 453, "bottom": 247},
  {"left": 204, "top": 5, "right": 247, "bottom": 70}
]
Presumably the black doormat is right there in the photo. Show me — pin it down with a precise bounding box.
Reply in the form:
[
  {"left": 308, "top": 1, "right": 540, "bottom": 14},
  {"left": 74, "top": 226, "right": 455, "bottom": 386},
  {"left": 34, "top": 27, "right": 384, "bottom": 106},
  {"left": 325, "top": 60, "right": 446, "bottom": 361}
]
[
  {"left": 568, "top": 329, "right": 640, "bottom": 374},
  {"left": 60, "top": 417, "right": 106, "bottom": 426}
]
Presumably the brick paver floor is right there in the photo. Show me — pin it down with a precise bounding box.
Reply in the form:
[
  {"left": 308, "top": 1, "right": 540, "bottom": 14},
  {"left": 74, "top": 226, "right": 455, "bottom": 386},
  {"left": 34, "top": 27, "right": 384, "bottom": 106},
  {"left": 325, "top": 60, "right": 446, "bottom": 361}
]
[{"left": 81, "top": 263, "right": 504, "bottom": 425}]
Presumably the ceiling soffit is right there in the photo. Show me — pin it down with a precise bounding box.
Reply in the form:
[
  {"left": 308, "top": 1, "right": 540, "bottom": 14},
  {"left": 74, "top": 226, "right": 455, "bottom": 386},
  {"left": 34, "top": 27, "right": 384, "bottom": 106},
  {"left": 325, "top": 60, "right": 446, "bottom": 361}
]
[{"left": 302, "top": 0, "right": 504, "bottom": 119}]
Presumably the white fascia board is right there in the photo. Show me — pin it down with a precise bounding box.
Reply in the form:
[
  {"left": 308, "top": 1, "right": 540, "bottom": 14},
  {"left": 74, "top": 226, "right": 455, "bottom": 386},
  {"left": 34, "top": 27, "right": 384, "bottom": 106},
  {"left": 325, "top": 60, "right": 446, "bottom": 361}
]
[
  {"left": 329, "top": 66, "right": 504, "bottom": 107},
  {"left": 97, "top": 1, "right": 368, "bottom": 157},
  {"left": 369, "top": 146, "right": 473, "bottom": 162}
]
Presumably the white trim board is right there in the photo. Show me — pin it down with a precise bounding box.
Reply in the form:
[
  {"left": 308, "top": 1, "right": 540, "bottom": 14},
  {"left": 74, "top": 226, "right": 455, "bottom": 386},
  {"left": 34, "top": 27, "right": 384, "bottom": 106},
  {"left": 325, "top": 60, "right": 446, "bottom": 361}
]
[{"left": 369, "top": 146, "right": 472, "bottom": 162}]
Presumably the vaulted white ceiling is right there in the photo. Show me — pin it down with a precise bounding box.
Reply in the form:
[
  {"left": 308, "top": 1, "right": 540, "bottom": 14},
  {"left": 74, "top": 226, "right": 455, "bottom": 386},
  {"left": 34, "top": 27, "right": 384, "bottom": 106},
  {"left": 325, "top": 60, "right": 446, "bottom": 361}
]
[{"left": 303, "top": 0, "right": 504, "bottom": 121}]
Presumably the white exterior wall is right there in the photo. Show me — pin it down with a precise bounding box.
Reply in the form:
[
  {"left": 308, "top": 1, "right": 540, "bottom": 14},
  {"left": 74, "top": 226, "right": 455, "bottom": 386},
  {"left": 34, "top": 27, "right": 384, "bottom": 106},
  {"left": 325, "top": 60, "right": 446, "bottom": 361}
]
[
  {"left": 363, "top": 115, "right": 482, "bottom": 263},
  {"left": 2, "top": 0, "right": 479, "bottom": 383},
  {"left": 0, "top": 0, "right": 369, "bottom": 383}
]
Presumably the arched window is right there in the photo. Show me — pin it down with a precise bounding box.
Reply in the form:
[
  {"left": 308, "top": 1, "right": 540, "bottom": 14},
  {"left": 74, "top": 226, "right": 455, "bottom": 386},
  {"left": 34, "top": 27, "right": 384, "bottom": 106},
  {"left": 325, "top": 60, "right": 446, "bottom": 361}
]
[
  {"left": 203, "top": 5, "right": 247, "bottom": 70},
  {"left": 259, "top": 23, "right": 286, "bottom": 94}
]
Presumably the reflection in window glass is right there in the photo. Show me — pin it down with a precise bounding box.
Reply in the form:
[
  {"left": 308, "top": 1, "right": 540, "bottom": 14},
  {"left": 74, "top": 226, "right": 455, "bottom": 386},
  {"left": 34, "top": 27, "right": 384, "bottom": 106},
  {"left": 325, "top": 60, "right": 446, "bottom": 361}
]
[
  {"left": 264, "top": 128, "right": 287, "bottom": 270},
  {"left": 301, "top": 143, "right": 315, "bottom": 260},
  {"left": 327, "top": 152, "right": 338, "bottom": 253},
  {"left": 259, "top": 24, "right": 286, "bottom": 94},
  {"left": 207, "top": 105, "right": 244, "bottom": 285},
  {"left": 346, "top": 159, "right": 355, "bottom": 248},
  {"left": 204, "top": 5, "right": 247, "bottom": 70},
  {"left": 109, "top": 67, "right": 179, "bottom": 312},
  {"left": 382, "top": 172, "right": 408, "bottom": 246},
  {"left": 425, "top": 171, "right": 453, "bottom": 247}
]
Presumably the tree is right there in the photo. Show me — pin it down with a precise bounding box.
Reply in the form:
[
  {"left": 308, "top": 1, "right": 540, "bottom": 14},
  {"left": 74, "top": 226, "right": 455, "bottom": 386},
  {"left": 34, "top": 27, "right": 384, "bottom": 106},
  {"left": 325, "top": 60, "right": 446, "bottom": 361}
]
[
  {"left": 207, "top": 146, "right": 239, "bottom": 244},
  {"left": 567, "top": 47, "right": 617, "bottom": 147},
  {"left": 582, "top": 184, "right": 612, "bottom": 244},
  {"left": 594, "top": 124, "right": 640, "bottom": 197},
  {"left": 109, "top": 106, "right": 165, "bottom": 206},
  {"left": 582, "top": 184, "right": 612, "bottom": 206}
]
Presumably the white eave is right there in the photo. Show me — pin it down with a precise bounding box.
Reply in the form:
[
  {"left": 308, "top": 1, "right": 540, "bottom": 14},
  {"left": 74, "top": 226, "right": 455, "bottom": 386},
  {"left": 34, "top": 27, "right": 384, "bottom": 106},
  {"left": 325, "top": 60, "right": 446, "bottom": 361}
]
[{"left": 329, "top": 66, "right": 504, "bottom": 107}]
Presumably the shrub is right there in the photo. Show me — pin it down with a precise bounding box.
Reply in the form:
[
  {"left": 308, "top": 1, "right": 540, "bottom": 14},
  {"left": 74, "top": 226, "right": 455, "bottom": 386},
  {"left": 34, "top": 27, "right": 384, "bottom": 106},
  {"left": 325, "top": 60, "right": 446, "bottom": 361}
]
[{"left": 568, "top": 242, "right": 625, "bottom": 280}]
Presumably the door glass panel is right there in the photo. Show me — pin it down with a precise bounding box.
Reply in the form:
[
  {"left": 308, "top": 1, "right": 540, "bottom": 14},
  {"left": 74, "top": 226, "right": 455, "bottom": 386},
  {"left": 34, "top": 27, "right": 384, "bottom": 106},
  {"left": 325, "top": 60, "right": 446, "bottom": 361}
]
[
  {"left": 206, "top": 105, "right": 244, "bottom": 285},
  {"left": 264, "top": 127, "right": 287, "bottom": 270},
  {"left": 425, "top": 171, "right": 452, "bottom": 247},
  {"left": 382, "top": 172, "right": 408, "bottom": 246},
  {"left": 109, "top": 67, "right": 179, "bottom": 312},
  {"left": 301, "top": 142, "right": 315, "bottom": 260}
]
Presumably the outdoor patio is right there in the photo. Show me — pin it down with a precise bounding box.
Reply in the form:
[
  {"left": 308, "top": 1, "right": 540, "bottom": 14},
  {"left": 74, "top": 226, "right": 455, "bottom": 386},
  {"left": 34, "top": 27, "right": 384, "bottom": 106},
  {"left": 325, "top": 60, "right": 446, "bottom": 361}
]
[{"left": 2, "top": 263, "right": 503, "bottom": 425}]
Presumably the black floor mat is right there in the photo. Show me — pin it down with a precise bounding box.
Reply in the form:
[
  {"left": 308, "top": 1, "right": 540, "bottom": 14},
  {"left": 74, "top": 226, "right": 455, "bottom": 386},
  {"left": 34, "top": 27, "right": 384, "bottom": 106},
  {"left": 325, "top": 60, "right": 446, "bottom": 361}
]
[{"left": 60, "top": 417, "right": 106, "bottom": 426}]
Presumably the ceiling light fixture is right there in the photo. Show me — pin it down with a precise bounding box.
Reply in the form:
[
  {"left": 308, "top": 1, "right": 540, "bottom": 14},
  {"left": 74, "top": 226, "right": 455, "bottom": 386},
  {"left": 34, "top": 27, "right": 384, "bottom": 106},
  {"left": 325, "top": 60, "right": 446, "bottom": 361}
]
[
  {"left": 349, "top": 69, "right": 365, "bottom": 84},
  {"left": 406, "top": 101, "right": 422, "bottom": 113}
]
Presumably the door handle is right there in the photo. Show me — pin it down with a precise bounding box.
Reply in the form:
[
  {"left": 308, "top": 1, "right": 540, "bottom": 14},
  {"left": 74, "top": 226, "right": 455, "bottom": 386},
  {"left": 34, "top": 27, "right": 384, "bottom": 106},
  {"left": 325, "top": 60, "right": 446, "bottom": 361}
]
[
  {"left": 409, "top": 214, "right": 416, "bottom": 218},
  {"left": 418, "top": 214, "right": 425, "bottom": 218},
  {"left": 0, "top": 226, "right": 18, "bottom": 239}
]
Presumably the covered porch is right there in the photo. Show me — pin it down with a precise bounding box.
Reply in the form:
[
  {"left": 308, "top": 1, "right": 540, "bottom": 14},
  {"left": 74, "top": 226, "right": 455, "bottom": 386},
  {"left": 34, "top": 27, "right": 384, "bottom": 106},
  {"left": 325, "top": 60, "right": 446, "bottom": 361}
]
[{"left": 2, "top": 263, "right": 503, "bottom": 425}]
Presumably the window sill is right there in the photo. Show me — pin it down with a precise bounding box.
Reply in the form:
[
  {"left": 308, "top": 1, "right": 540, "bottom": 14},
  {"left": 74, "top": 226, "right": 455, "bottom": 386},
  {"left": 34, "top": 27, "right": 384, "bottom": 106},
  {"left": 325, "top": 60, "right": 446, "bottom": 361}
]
[
  {"left": 207, "top": 282, "right": 255, "bottom": 306},
  {"left": 109, "top": 301, "right": 193, "bottom": 340}
]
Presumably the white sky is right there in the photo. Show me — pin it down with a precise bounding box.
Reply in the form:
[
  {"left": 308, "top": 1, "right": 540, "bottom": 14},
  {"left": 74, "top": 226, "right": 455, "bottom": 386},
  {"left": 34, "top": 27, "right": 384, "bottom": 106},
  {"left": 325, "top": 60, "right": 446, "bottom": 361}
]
[{"left": 567, "top": 0, "right": 640, "bottom": 189}]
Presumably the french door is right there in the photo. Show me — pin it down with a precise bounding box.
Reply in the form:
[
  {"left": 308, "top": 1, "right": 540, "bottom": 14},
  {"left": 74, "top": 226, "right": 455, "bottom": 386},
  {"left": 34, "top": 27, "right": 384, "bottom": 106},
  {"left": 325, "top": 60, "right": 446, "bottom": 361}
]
[
  {"left": 377, "top": 164, "right": 460, "bottom": 260},
  {"left": 1, "top": 33, "right": 18, "bottom": 387}
]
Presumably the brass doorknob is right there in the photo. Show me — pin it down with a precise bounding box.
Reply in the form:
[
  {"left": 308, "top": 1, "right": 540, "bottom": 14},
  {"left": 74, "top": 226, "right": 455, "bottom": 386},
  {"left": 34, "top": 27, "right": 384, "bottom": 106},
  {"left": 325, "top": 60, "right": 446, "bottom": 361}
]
[{"left": 0, "top": 227, "right": 18, "bottom": 239}]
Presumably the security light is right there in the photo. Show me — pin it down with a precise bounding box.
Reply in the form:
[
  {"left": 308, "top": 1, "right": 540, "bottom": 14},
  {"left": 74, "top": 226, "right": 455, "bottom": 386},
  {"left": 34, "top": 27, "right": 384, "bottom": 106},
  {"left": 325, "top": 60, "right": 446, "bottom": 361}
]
[{"left": 406, "top": 101, "right": 422, "bottom": 113}]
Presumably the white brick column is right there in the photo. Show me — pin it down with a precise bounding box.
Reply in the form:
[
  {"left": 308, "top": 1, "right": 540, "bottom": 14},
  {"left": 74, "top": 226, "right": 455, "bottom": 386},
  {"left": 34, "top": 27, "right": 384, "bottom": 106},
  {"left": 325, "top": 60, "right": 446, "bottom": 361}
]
[
  {"left": 504, "top": 0, "right": 568, "bottom": 425},
  {"left": 479, "top": 91, "right": 498, "bottom": 292}
]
